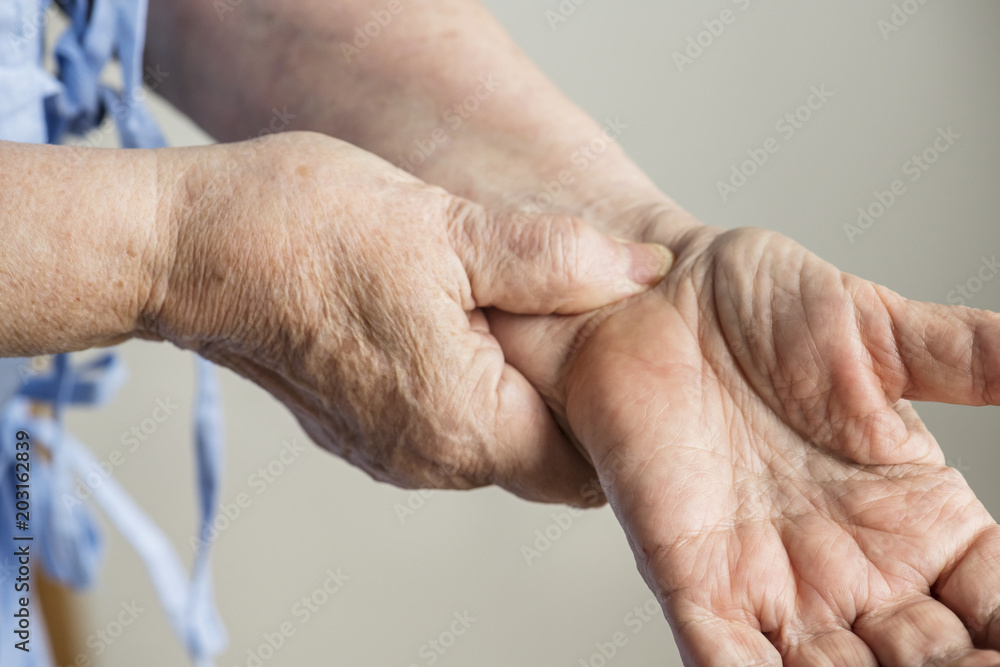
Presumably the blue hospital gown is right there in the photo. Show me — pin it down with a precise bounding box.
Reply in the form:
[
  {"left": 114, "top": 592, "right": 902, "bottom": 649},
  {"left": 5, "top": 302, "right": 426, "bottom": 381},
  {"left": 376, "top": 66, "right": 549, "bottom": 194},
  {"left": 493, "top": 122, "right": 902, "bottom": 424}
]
[{"left": 0, "top": 1, "right": 227, "bottom": 664}]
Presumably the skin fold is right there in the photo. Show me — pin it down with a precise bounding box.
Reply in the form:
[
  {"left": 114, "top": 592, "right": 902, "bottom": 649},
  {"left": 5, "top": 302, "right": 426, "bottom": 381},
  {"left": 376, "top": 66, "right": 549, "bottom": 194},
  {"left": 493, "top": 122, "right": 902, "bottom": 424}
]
[
  {"left": 0, "top": 134, "right": 671, "bottom": 506},
  {"left": 492, "top": 222, "right": 1000, "bottom": 666},
  {"left": 146, "top": 133, "right": 671, "bottom": 503},
  {"left": 137, "top": 0, "right": 1000, "bottom": 662}
]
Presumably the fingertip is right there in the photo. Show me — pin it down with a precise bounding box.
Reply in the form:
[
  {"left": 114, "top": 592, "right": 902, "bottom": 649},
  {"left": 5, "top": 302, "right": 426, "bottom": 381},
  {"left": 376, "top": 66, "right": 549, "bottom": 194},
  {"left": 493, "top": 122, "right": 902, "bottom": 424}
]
[
  {"left": 622, "top": 241, "right": 674, "bottom": 288},
  {"left": 861, "top": 404, "right": 912, "bottom": 463},
  {"left": 828, "top": 401, "right": 922, "bottom": 466}
]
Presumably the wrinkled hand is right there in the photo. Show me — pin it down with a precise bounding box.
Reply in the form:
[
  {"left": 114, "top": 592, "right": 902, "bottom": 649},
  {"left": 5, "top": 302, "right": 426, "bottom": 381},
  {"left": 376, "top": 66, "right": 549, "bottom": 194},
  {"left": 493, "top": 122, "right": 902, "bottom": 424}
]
[
  {"left": 493, "top": 220, "right": 1000, "bottom": 665},
  {"left": 142, "top": 132, "right": 672, "bottom": 503}
]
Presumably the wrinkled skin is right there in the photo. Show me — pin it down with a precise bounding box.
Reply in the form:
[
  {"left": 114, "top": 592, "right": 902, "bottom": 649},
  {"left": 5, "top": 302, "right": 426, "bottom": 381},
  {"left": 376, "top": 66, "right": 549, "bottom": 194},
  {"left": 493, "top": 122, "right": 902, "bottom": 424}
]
[
  {"left": 493, "top": 217, "right": 1000, "bottom": 666},
  {"left": 142, "top": 132, "right": 671, "bottom": 505},
  {"left": 138, "top": 1, "right": 1000, "bottom": 660}
]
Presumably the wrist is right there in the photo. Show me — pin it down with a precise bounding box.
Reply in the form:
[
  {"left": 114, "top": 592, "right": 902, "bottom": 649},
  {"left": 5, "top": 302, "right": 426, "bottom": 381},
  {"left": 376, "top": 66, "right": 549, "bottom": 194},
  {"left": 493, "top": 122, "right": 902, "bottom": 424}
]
[
  {"left": 138, "top": 134, "right": 350, "bottom": 356},
  {"left": 127, "top": 148, "right": 177, "bottom": 346},
  {"left": 139, "top": 142, "right": 236, "bottom": 348}
]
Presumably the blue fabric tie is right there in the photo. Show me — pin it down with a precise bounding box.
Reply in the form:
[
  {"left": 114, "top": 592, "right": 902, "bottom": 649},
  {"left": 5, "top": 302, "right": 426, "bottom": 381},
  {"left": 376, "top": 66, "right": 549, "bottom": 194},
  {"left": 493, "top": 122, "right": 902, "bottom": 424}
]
[
  {"left": 0, "top": 356, "right": 228, "bottom": 666},
  {"left": 46, "top": 0, "right": 166, "bottom": 147},
  {"left": 0, "top": 0, "right": 59, "bottom": 143},
  {"left": 0, "top": 0, "right": 229, "bottom": 664}
]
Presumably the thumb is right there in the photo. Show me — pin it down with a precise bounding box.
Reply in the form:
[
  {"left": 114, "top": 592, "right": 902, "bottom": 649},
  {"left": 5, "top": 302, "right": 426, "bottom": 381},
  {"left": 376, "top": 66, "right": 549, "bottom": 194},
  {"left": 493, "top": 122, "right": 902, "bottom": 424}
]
[{"left": 450, "top": 208, "right": 673, "bottom": 314}]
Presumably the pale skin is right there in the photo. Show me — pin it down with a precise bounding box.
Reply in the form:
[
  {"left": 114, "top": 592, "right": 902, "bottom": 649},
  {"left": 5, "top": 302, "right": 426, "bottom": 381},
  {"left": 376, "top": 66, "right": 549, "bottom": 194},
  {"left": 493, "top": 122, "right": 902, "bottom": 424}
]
[
  {"left": 494, "top": 227, "right": 1000, "bottom": 666},
  {"left": 3, "top": 0, "right": 998, "bottom": 664},
  {"left": 0, "top": 136, "right": 672, "bottom": 501},
  {"left": 146, "top": 0, "right": 1000, "bottom": 664}
]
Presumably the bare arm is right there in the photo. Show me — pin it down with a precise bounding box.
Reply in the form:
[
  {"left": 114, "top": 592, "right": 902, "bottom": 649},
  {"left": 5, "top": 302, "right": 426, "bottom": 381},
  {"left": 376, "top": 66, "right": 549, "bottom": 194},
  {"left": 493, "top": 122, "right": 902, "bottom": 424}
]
[
  {"left": 144, "top": 0, "right": 689, "bottom": 239},
  {"left": 0, "top": 141, "right": 168, "bottom": 356},
  {"left": 143, "top": 3, "right": 1000, "bottom": 664},
  {"left": 0, "top": 133, "right": 667, "bottom": 503}
]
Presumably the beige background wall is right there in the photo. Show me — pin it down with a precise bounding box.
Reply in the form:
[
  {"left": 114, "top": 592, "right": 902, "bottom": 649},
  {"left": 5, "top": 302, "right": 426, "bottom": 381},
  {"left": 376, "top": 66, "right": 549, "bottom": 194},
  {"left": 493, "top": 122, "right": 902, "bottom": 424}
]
[{"left": 47, "top": 1, "right": 1000, "bottom": 665}]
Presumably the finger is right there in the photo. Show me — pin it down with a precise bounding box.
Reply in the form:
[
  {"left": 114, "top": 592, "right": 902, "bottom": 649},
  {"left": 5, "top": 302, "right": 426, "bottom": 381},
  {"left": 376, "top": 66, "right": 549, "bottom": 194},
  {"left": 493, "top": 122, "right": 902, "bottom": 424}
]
[
  {"left": 711, "top": 255, "right": 917, "bottom": 465},
  {"left": 491, "top": 360, "right": 606, "bottom": 507},
  {"left": 671, "top": 608, "right": 782, "bottom": 667},
  {"left": 936, "top": 525, "right": 1000, "bottom": 650},
  {"left": 948, "top": 650, "right": 1000, "bottom": 667},
  {"left": 462, "top": 330, "right": 605, "bottom": 507},
  {"left": 450, "top": 206, "right": 673, "bottom": 314},
  {"left": 853, "top": 594, "right": 1000, "bottom": 666},
  {"left": 783, "top": 628, "right": 878, "bottom": 667},
  {"left": 767, "top": 275, "right": 981, "bottom": 465},
  {"left": 484, "top": 309, "right": 592, "bottom": 412},
  {"left": 892, "top": 399, "right": 946, "bottom": 465},
  {"left": 864, "top": 284, "right": 1000, "bottom": 407}
]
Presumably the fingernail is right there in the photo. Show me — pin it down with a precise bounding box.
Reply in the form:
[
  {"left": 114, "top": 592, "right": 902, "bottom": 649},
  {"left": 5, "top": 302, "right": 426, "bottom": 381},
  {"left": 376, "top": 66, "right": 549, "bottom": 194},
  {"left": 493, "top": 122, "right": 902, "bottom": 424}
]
[{"left": 625, "top": 242, "right": 674, "bottom": 287}]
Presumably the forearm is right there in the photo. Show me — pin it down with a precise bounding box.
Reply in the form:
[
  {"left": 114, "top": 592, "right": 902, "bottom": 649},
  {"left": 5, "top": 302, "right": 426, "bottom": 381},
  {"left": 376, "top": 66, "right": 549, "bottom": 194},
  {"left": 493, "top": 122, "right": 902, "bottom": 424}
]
[
  {"left": 0, "top": 142, "right": 170, "bottom": 356},
  {"left": 145, "top": 0, "right": 697, "bottom": 239}
]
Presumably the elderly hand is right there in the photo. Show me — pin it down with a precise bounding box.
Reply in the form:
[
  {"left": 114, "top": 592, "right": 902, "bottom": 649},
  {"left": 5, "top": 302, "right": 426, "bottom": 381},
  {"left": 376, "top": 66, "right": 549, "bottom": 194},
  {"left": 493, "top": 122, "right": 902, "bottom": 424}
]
[
  {"left": 135, "top": 2, "right": 1000, "bottom": 660},
  {"left": 492, "top": 219, "right": 1000, "bottom": 665},
  {"left": 142, "top": 132, "right": 672, "bottom": 504}
]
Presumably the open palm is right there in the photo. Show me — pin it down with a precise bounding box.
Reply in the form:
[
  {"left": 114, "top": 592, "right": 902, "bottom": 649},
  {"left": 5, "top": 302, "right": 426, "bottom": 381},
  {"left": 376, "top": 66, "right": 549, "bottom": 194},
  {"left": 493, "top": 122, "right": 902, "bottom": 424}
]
[{"left": 494, "top": 223, "right": 1000, "bottom": 666}]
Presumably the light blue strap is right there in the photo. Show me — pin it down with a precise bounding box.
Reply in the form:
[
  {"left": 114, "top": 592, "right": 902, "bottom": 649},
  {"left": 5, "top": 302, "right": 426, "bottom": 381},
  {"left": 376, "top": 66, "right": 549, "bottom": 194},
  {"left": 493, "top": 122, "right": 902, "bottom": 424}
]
[
  {"left": 0, "top": 0, "right": 229, "bottom": 662},
  {"left": 19, "top": 353, "right": 127, "bottom": 406},
  {"left": 188, "top": 358, "right": 228, "bottom": 662},
  {"left": 30, "top": 355, "right": 121, "bottom": 586},
  {"left": 0, "top": 359, "right": 31, "bottom": 407},
  {"left": 6, "top": 393, "right": 227, "bottom": 659},
  {"left": 47, "top": 0, "right": 166, "bottom": 147},
  {"left": 0, "top": 355, "right": 228, "bottom": 663},
  {"left": 0, "top": 394, "right": 53, "bottom": 667},
  {"left": 0, "top": 0, "right": 60, "bottom": 144}
]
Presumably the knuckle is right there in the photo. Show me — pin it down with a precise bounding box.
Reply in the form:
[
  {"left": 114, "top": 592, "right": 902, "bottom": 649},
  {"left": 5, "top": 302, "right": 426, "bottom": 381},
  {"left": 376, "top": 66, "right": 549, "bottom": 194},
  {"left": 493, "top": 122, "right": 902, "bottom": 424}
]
[
  {"left": 406, "top": 424, "right": 491, "bottom": 491},
  {"left": 540, "top": 216, "right": 588, "bottom": 292},
  {"left": 389, "top": 378, "right": 498, "bottom": 491},
  {"left": 444, "top": 196, "right": 489, "bottom": 255},
  {"left": 351, "top": 329, "right": 501, "bottom": 492}
]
